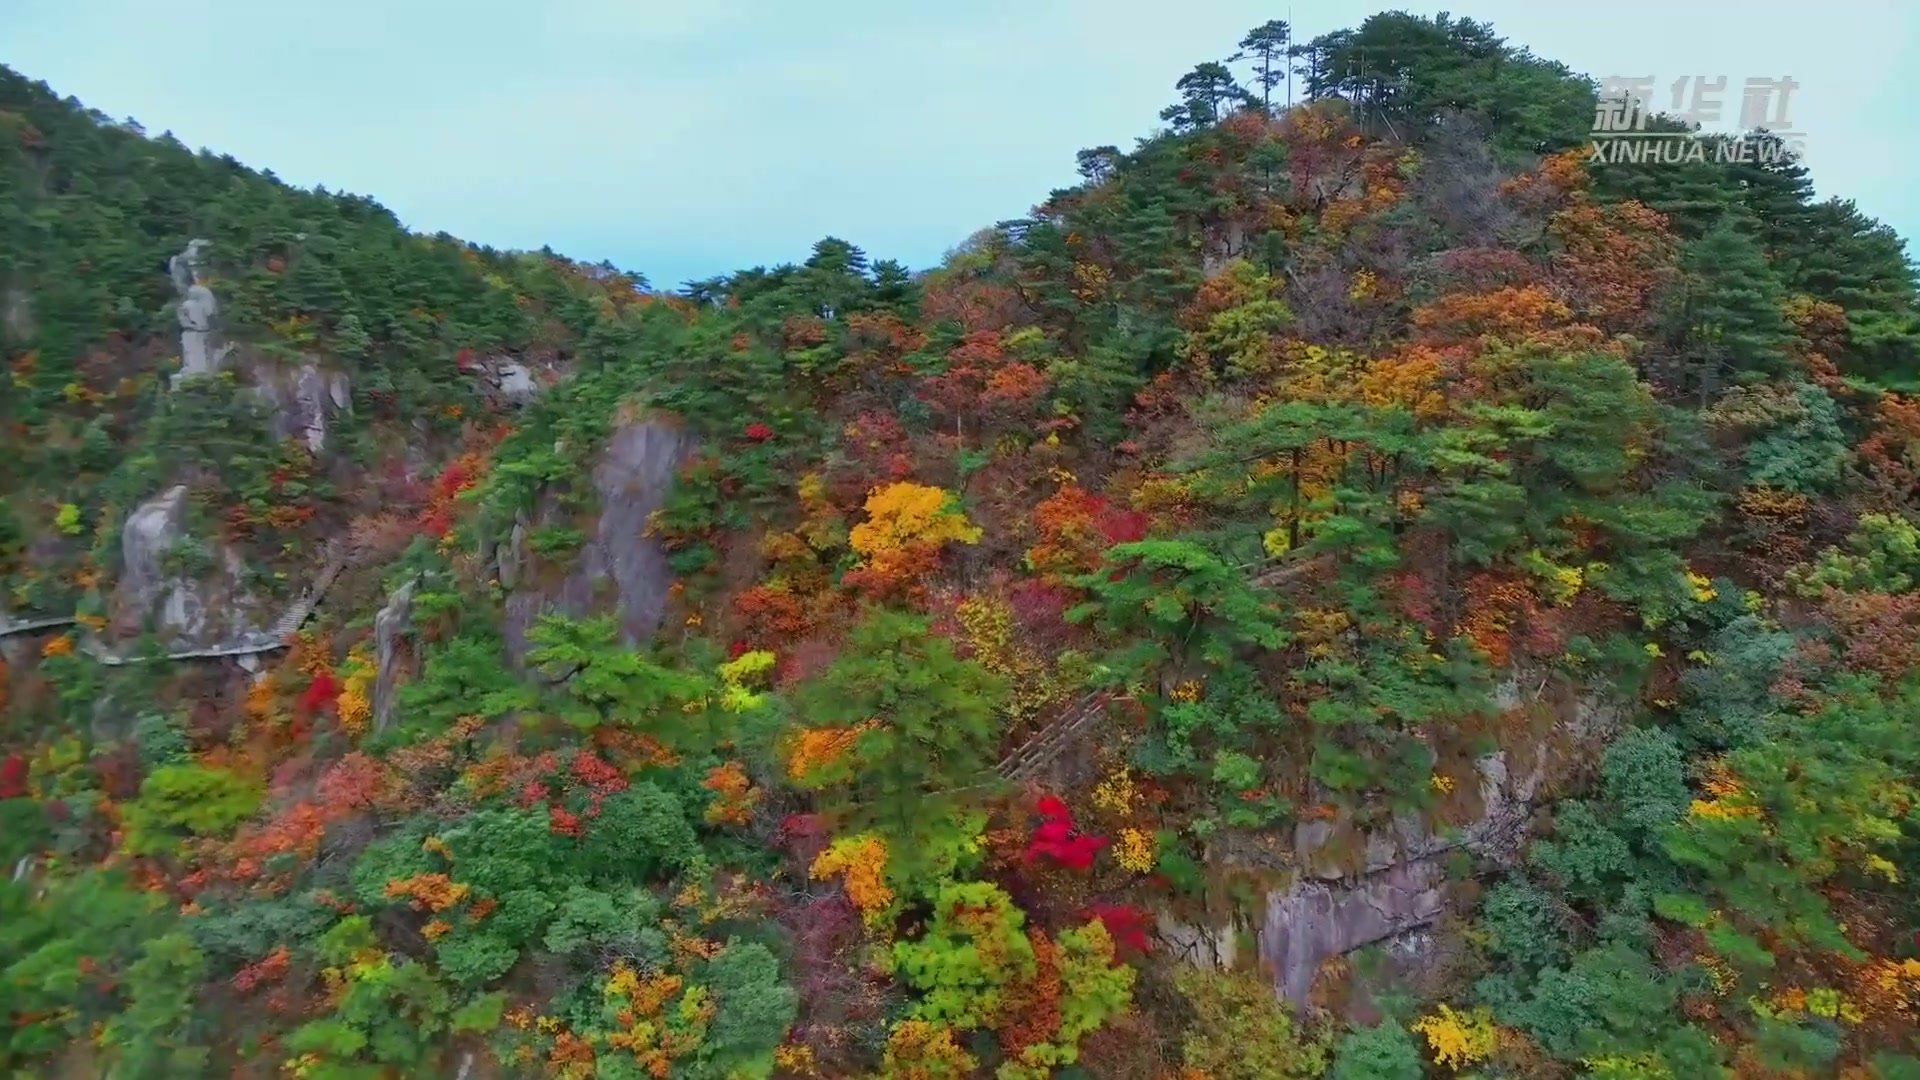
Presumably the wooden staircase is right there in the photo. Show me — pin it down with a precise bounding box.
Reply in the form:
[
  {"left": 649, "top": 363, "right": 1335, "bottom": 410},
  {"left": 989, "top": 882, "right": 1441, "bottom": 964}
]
[
  {"left": 992, "top": 550, "right": 1326, "bottom": 782},
  {"left": 996, "top": 692, "right": 1113, "bottom": 781}
]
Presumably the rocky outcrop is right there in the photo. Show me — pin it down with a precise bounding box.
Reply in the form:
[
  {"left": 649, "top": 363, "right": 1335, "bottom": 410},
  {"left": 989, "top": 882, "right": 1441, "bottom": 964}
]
[
  {"left": 116, "top": 485, "right": 191, "bottom": 627},
  {"left": 111, "top": 485, "right": 267, "bottom": 650},
  {"left": 249, "top": 359, "right": 351, "bottom": 453},
  {"left": 493, "top": 360, "right": 541, "bottom": 405},
  {"left": 372, "top": 578, "right": 416, "bottom": 733},
  {"left": 496, "top": 513, "right": 528, "bottom": 590},
  {"left": 503, "top": 417, "right": 689, "bottom": 664},
  {"left": 1262, "top": 859, "right": 1449, "bottom": 1003},
  {"left": 1157, "top": 912, "right": 1238, "bottom": 970},
  {"left": 168, "top": 239, "right": 233, "bottom": 385},
  {"left": 168, "top": 238, "right": 352, "bottom": 447},
  {"left": 1169, "top": 675, "right": 1624, "bottom": 1007},
  {"left": 470, "top": 355, "right": 555, "bottom": 407}
]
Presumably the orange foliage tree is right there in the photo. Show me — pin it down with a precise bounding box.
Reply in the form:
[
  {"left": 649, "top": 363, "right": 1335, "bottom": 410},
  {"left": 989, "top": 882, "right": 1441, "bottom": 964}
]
[{"left": 1548, "top": 198, "right": 1676, "bottom": 330}]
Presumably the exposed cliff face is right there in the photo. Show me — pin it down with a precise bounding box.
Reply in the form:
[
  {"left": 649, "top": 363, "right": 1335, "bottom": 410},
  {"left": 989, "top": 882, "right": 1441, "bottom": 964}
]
[
  {"left": 248, "top": 359, "right": 351, "bottom": 453},
  {"left": 372, "top": 578, "right": 416, "bottom": 733},
  {"left": 78, "top": 243, "right": 354, "bottom": 653},
  {"left": 1168, "top": 674, "right": 1624, "bottom": 1009},
  {"left": 111, "top": 485, "right": 267, "bottom": 649},
  {"left": 502, "top": 416, "right": 690, "bottom": 664},
  {"left": 115, "top": 485, "right": 192, "bottom": 629}
]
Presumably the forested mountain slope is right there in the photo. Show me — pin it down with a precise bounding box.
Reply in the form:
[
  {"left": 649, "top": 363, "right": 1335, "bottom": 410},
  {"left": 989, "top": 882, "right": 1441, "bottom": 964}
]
[{"left": 6, "top": 10, "right": 1920, "bottom": 1079}]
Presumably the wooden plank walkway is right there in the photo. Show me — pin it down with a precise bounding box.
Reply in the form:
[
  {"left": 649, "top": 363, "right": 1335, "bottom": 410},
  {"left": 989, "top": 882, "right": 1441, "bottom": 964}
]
[
  {"left": 0, "top": 540, "right": 348, "bottom": 664},
  {"left": 0, "top": 614, "right": 77, "bottom": 636}
]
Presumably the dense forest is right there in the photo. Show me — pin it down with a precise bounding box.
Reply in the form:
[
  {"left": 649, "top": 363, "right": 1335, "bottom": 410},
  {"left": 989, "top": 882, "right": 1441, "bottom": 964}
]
[{"left": 5, "top": 9, "right": 1920, "bottom": 1078}]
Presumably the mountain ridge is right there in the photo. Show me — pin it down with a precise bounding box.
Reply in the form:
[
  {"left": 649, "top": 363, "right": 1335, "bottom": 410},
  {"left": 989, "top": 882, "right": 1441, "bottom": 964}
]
[{"left": 6, "top": 10, "right": 1920, "bottom": 1078}]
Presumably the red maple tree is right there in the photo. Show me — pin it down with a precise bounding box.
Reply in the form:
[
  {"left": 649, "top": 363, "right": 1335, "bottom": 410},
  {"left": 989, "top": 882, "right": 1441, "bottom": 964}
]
[{"left": 1024, "top": 794, "right": 1108, "bottom": 871}]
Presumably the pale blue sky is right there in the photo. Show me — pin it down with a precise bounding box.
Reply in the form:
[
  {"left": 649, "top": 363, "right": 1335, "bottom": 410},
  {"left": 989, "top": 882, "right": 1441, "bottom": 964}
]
[{"left": 7, "top": 1, "right": 1918, "bottom": 288}]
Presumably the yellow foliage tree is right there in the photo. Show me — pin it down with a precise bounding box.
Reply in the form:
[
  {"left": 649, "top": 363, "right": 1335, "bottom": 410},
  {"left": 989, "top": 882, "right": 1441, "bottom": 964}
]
[
  {"left": 336, "top": 646, "right": 375, "bottom": 738},
  {"left": 810, "top": 833, "right": 895, "bottom": 925},
  {"left": 1358, "top": 345, "right": 1448, "bottom": 419},
  {"left": 879, "top": 1018, "right": 977, "bottom": 1079},
  {"left": 701, "top": 760, "right": 759, "bottom": 826},
  {"left": 1411, "top": 1003, "right": 1498, "bottom": 1070},
  {"left": 718, "top": 648, "right": 777, "bottom": 712},
  {"left": 849, "top": 482, "right": 982, "bottom": 572},
  {"left": 1114, "top": 828, "right": 1156, "bottom": 873}
]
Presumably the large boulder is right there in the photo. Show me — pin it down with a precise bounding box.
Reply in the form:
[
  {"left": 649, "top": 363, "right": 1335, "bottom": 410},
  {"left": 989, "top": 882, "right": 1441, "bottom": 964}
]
[
  {"left": 503, "top": 417, "right": 690, "bottom": 664},
  {"left": 1260, "top": 858, "right": 1449, "bottom": 1004}
]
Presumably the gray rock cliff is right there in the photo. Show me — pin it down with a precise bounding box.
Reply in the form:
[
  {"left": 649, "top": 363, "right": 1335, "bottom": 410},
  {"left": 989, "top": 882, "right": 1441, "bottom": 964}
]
[
  {"left": 1164, "top": 674, "right": 1624, "bottom": 1008},
  {"left": 372, "top": 578, "right": 416, "bottom": 733},
  {"left": 249, "top": 359, "right": 351, "bottom": 453},
  {"left": 112, "top": 485, "right": 267, "bottom": 649},
  {"left": 503, "top": 417, "right": 689, "bottom": 664}
]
